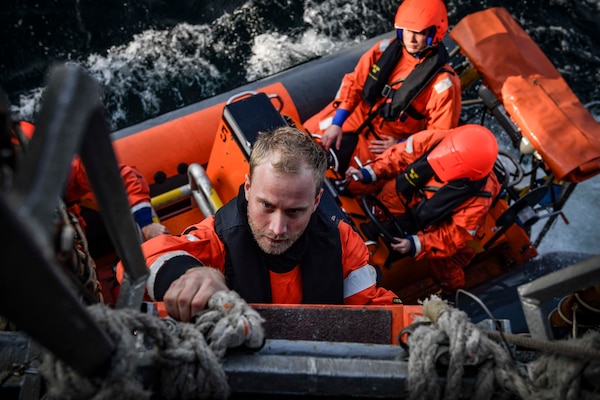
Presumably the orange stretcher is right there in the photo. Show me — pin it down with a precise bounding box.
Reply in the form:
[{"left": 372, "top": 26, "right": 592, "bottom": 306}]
[{"left": 450, "top": 7, "right": 600, "bottom": 183}]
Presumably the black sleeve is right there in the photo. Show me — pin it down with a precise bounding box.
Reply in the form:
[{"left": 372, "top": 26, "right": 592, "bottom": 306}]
[{"left": 153, "top": 254, "right": 204, "bottom": 300}]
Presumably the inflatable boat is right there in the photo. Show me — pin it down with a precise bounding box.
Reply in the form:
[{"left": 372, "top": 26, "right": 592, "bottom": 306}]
[
  {"left": 2, "top": 7, "right": 600, "bottom": 399},
  {"left": 110, "top": 7, "right": 599, "bottom": 303}
]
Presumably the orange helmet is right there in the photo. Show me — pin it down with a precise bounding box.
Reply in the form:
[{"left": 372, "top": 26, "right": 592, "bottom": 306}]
[
  {"left": 394, "top": 0, "right": 448, "bottom": 47},
  {"left": 427, "top": 124, "right": 498, "bottom": 181}
]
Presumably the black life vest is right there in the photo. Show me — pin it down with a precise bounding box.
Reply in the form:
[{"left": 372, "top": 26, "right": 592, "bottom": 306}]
[
  {"left": 395, "top": 151, "right": 492, "bottom": 234},
  {"left": 362, "top": 40, "right": 451, "bottom": 123},
  {"left": 395, "top": 141, "right": 441, "bottom": 201},
  {"left": 213, "top": 186, "right": 344, "bottom": 304}
]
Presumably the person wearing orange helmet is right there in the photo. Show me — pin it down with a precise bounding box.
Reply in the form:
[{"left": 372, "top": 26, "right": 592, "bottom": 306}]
[
  {"left": 346, "top": 125, "right": 501, "bottom": 293},
  {"left": 304, "top": 0, "right": 462, "bottom": 192}
]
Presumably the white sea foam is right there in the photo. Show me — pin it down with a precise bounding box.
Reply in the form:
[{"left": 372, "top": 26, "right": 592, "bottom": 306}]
[
  {"left": 245, "top": 29, "right": 350, "bottom": 82},
  {"left": 14, "top": 22, "right": 222, "bottom": 130}
]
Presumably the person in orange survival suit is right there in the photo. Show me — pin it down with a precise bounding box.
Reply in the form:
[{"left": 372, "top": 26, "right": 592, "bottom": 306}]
[
  {"left": 304, "top": 0, "right": 462, "bottom": 193},
  {"left": 346, "top": 124, "right": 501, "bottom": 293},
  {"left": 18, "top": 121, "right": 169, "bottom": 305},
  {"left": 117, "top": 126, "right": 399, "bottom": 322}
]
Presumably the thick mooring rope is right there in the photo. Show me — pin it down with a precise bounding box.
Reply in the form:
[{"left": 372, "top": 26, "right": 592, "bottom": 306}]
[
  {"left": 405, "top": 295, "right": 600, "bottom": 400},
  {"left": 39, "top": 290, "right": 265, "bottom": 400}
]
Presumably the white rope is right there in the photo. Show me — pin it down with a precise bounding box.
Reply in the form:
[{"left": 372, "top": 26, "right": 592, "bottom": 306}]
[
  {"left": 526, "top": 331, "right": 600, "bottom": 400},
  {"left": 40, "top": 290, "right": 265, "bottom": 400},
  {"left": 405, "top": 295, "right": 600, "bottom": 400}
]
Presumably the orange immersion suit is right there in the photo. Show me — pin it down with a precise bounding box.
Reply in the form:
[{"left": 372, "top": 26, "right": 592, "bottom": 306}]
[
  {"left": 18, "top": 121, "right": 156, "bottom": 304},
  {"left": 359, "top": 129, "right": 501, "bottom": 291},
  {"left": 304, "top": 37, "right": 462, "bottom": 176},
  {"left": 66, "top": 156, "right": 156, "bottom": 305}
]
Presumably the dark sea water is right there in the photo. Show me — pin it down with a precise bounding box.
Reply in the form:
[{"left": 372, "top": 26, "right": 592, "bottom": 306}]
[{"left": 1, "top": 0, "right": 599, "bottom": 254}]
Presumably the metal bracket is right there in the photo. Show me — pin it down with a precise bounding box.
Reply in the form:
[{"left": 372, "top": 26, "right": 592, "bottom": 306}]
[{"left": 518, "top": 254, "right": 600, "bottom": 340}]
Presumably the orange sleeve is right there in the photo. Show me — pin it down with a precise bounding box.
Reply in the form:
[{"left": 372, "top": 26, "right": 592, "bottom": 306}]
[
  {"left": 116, "top": 216, "right": 226, "bottom": 301},
  {"left": 65, "top": 156, "right": 155, "bottom": 229},
  {"left": 118, "top": 164, "right": 151, "bottom": 207},
  {"left": 368, "top": 128, "right": 449, "bottom": 180},
  {"left": 338, "top": 221, "right": 398, "bottom": 305},
  {"left": 335, "top": 39, "right": 390, "bottom": 110},
  {"left": 64, "top": 157, "right": 150, "bottom": 207},
  {"left": 419, "top": 67, "right": 463, "bottom": 130},
  {"left": 19, "top": 122, "right": 151, "bottom": 209}
]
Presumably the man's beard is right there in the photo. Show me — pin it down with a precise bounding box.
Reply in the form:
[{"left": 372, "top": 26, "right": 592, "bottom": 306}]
[{"left": 248, "top": 212, "right": 305, "bottom": 255}]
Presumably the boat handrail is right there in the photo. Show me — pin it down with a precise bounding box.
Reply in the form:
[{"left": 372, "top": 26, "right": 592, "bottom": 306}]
[
  {"left": 311, "top": 133, "right": 340, "bottom": 173},
  {"left": 226, "top": 90, "right": 259, "bottom": 105},
  {"left": 267, "top": 93, "right": 284, "bottom": 112},
  {"left": 150, "top": 163, "right": 223, "bottom": 220},
  {"left": 188, "top": 163, "right": 223, "bottom": 218},
  {"left": 150, "top": 184, "right": 192, "bottom": 211},
  {"left": 226, "top": 90, "right": 284, "bottom": 112}
]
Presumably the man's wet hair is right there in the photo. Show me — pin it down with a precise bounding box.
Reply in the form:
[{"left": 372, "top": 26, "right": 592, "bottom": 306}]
[{"left": 250, "top": 126, "right": 327, "bottom": 196}]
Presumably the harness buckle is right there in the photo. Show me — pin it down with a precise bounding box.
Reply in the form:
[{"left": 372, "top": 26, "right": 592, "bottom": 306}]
[{"left": 381, "top": 84, "right": 394, "bottom": 98}]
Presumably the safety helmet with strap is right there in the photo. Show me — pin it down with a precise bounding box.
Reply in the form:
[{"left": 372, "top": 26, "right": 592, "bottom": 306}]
[
  {"left": 394, "top": 0, "right": 448, "bottom": 47},
  {"left": 427, "top": 124, "right": 498, "bottom": 182}
]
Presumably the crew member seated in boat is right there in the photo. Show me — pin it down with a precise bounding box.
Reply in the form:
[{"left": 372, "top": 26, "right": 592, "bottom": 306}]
[
  {"left": 346, "top": 124, "right": 501, "bottom": 294},
  {"left": 118, "top": 126, "right": 399, "bottom": 322},
  {"left": 16, "top": 121, "right": 169, "bottom": 305},
  {"left": 304, "top": 0, "right": 461, "bottom": 192}
]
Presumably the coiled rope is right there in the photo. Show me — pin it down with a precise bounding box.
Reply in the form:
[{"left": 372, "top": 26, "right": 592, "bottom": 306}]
[
  {"left": 405, "top": 295, "right": 600, "bottom": 400},
  {"left": 39, "top": 290, "right": 265, "bottom": 400}
]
